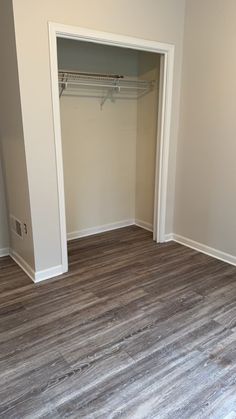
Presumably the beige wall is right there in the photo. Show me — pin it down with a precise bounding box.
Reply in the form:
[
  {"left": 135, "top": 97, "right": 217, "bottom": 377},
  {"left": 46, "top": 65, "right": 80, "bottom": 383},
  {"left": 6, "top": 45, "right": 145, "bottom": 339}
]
[
  {"left": 12, "top": 0, "right": 186, "bottom": 271},
  {"left": 0, "top": 0, "right": 34, "bottom": 267},
  {"left": 58, "top": 40, "right": 138, "bottom": 235},
  {"left": 59, "top": 40, "right": 159, "bottom": 235},
  {"left": 136, "top": 53, "right": 160, "bottom": 227},
  {"left": 3, "top": 0, "right": 236, "bottom": 271},
  {"left": 61, "top": 97, "right": 137, "bottom": 233},
  {"left": 0, "top": 158, "right": 9, "bottom": 251},
  {"left": 174, "top": 0, "right": 236, "bottom": 255},
  {"left": 58, "top": 41, "right": 138, "bottom": 233}
]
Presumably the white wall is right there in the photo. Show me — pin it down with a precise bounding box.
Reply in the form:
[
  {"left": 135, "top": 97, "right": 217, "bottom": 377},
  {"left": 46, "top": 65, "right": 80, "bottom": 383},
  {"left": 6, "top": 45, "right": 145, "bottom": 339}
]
[
  {"left": 0, "top": 0, "right": 34, "bottom": 267},
  {"left": 11, "top": 0, "right": 186, "bottom": 272},
  {"left": 174, "top": 0, "right": 236, "bottom": 256},
  {"left": 0, "top": 158, "right": 9, "bottom": 253}
]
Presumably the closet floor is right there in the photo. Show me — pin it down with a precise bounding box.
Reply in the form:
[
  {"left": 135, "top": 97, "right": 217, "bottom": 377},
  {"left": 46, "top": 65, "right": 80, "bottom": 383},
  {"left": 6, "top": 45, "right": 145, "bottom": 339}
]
[{"left": 0, "top": 226, "right": 236, "bottom": 418}]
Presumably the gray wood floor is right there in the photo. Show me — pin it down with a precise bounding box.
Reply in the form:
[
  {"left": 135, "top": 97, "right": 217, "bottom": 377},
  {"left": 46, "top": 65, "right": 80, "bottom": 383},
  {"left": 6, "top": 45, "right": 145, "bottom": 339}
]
[{"left": 0, "top": 226, "right": 236, "bottom": 418}]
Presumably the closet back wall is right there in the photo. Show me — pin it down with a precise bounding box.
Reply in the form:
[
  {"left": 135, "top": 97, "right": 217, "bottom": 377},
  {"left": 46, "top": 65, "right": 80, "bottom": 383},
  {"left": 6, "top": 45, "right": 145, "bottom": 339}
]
[
  {"left": 58, "top": 40, "right": 160, "bottom": 237},
  {"left": 58, "top": 40, "right": 138, "bottom": 237}
]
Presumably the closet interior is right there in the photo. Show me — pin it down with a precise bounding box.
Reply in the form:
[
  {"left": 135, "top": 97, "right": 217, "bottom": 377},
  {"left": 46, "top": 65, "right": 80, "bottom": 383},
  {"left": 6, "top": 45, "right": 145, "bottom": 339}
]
[{"left": 57, "top": 38, "right": 161, "bottom": 242}]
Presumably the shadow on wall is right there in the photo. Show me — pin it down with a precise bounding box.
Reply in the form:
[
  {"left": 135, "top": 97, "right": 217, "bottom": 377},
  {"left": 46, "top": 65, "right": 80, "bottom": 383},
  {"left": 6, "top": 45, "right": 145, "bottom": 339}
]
[{"left": 0, "top": 155, "right": 9, "bottom": 250}]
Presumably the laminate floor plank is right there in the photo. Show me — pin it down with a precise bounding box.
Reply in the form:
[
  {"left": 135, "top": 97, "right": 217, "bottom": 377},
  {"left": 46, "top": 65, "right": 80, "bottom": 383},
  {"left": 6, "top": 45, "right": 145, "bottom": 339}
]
[{"left": 0, "top": 226, "right": 235, "bottom": 418}]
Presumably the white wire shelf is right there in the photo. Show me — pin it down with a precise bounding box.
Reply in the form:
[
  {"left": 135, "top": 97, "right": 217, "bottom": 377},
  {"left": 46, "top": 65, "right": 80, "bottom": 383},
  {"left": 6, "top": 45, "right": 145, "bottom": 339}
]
[{"left": 58, "top": 70, "right": 155, "bottom": 108}]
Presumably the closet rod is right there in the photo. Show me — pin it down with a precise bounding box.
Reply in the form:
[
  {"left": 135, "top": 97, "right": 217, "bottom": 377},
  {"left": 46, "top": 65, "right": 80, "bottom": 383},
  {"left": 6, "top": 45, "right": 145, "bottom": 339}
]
[
  {"left": 58, "top": 70, "right": 155, "bottom": 106},
  {"left": 59, "top": 70, "right": 154, "bottom": 89},
  {"left": 59, "top": 70, "right": 124, "bottom": 79}
]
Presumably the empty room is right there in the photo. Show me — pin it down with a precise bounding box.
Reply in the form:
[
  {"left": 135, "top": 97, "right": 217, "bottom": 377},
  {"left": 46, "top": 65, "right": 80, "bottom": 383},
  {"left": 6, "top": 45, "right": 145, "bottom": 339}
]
[{"left": 0, "top": 0, "right": 235, "bottom": 417}]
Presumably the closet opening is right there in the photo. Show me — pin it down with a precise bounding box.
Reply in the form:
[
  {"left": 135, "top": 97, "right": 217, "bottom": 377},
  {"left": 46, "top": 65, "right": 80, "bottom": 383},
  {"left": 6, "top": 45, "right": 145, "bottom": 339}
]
[{"left": 49, "top": 24, "right": 175, "bottom": 273}]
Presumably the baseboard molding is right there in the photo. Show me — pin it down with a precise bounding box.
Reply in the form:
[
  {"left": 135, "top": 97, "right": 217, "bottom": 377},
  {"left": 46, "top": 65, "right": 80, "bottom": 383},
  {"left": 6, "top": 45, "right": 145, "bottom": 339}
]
[
  {"left": 9, "top": 229, "right": 236, "bottom": 283},
  {"left": 135, "top": 219, "right": 153, "bottom": 232},
  {"left": 36, "top": 232, "right": 236, "bottom": 280},
  {"left": 10, "top": 249, "right": 64, "bottom": 283},
  {"left": 67, "top": 219, "right": 135, "bottom": 241},
  {"left": 9, "top": 249, "right": 35, "bottom": 281},
  {"left": 164, "top": 233, "right": 174, "bottom": 242},
  {"left": 0, "top": 247, "right": 10, "bottom": 257},
  {"left": 34, "top": 265, "right": 64, "bottom": 283},
  {"left": 172, "top": 234, "right": 236, "bottom": 267}
]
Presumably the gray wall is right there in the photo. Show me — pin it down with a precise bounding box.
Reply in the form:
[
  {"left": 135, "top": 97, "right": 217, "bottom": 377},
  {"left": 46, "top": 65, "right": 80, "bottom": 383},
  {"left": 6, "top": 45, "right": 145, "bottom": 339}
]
[
  {"left": 174, "top": 0, "right": 236, "bottom": 256},
  {"left": 0, "top": 0, "right": 34, "bottom": 267},
  {"left": 57, "top": 38, "right": 139, "bottom": 76}
]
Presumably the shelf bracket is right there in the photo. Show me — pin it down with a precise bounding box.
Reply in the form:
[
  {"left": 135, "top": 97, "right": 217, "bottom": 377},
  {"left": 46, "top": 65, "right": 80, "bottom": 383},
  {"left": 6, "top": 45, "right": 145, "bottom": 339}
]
[
  {"left": 100, "top": 88, "right": 113, "bottom": 110},
  {"left": 59, "top": 83, "right": 66, "bottom": 97},
  {"left": 59, "top": 73, "right": 68, "bottom": 98},
  {"left": 100, "top": 83, "right": 120, "bottom": 110}
]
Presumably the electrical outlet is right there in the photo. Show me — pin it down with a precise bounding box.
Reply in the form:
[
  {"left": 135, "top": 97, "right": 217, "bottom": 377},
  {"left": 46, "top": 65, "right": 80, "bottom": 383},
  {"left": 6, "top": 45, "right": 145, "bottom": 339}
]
[{"left": 23, "top": 223, "right": 28, "bottom": 235}]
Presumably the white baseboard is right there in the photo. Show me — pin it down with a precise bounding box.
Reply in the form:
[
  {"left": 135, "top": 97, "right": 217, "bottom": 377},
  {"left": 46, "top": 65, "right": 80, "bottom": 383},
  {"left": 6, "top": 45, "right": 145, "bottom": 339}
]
[
  {"left": 135, "top": 219, "right": 153, "bottom": 232},
  {"left": 171, "top": 234, "right": 236, "bottom": 267},
  {"left": 34, "top": 265, "right": 64, "bottom": 283},
  {"left": 164, "top": 233, "right": 174, "bottom": 242},
  {"left": 67, "top": 219, "right": 135, "bottom": 240},
  {"left": 0, "top": 247, "right": 10, "bottom": 257},
  {"left": 9, "top": 248, "right": 64, "bottom": 283},
  {"left": 9, "top": 228, "right": 236, "bottom": 284},
  {"left": 9, "top": 249, "right": 35, "bottom": 281}
]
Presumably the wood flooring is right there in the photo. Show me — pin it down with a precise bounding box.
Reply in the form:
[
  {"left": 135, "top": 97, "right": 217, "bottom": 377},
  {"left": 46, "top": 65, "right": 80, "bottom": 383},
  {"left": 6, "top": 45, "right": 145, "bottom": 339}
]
[{"left": 0, "top": 226, "right": 236, "bottom": 418}]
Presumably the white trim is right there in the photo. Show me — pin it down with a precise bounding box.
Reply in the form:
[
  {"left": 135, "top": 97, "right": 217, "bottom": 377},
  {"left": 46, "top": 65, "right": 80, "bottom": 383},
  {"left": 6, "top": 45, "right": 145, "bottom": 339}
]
[
  {"left": 156, "top": 51, "right": 174, "bottom": 242},
  {"left": 164, "top": 233, "right": 174, "bottom": 242},
  {"left": 48, "top": 23, "right": 175, "bottom": 272},
  {"left": 48, "top": 23, "right": 68, "bottom": 274},
  {"left": 0, "top": 247, "right": 10, "bottom": 257},
  {"left": 9, "top": 249, "right": 35, "bottom": 281},
  {"left": 153, "top": 55, "right": 164, "bottom": 241},
  {"left": 34, "top": 265, "right": 64, "bottom": 283},
  {"left": 165, "top": 232, "right": 236, "bottom": 266},
  {"left": 9, "top": 249, "right": 63, "bottom": 283},
  {"left": 173, "top": 234, "right": 236, "bottom": 267},
  {"left": 135, "top": 219, "right": 153, "bottom": 233},
  {"left": 67, "top": 219, "right": 135, "bottom": 240},
  {"left": 50, "top": 23, "right": 174, "bottom": 52},
  {"left": 67, "top": 219, "right": 154, "bottom": 240},
  {"left": 67, "top": 218, "right": 156, "bottom": 241}
]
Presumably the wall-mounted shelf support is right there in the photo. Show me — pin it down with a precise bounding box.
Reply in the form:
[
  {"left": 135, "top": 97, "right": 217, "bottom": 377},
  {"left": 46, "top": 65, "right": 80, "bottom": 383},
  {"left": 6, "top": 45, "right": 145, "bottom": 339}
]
[{"left": 58, "top": 70, "right": 155, "bottom": 108}]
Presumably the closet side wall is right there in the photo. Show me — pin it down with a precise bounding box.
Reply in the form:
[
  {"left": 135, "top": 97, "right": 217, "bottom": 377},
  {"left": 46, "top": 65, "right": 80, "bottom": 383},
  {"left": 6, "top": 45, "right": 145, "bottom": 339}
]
[
  {"left": 0, "top": 0, "right": 34, "bottom": 268},
  {"left": 58, "top": 42, "right": 138, "bottom": 236},
  {"left": 135, "top": 53, "right": 160, "bottom": 230}
]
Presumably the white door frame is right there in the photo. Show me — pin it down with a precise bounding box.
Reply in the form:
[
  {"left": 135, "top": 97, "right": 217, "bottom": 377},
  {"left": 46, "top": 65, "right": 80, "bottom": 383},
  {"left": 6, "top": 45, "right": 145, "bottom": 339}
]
[{"left": 48, "top": 22, "right": 175, "bottom": 273}]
